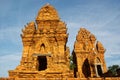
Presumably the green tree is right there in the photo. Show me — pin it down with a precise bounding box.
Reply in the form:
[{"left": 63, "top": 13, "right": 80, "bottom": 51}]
[{"left": 108, "top": 65, "right": 120, "bottom": 76}]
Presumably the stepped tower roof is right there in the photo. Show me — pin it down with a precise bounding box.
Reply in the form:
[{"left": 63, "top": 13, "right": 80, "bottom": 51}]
[{"left": 36, "top": 4, "right": 60, "bottom": 21}]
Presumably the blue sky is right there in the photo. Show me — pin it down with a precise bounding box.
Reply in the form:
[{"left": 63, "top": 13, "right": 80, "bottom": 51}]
[{"left": 0, "top": 0, "right": 120, "bottom": 77}]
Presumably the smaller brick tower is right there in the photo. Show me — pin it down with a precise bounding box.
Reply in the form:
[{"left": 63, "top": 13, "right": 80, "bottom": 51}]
[{"left": 73, "top": 28, "right": 107, "bottom": 78}]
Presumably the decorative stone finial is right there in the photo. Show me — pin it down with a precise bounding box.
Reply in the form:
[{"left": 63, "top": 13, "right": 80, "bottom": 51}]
[{"left": 46, "top": 3, "right": 50, "bottom": 6}]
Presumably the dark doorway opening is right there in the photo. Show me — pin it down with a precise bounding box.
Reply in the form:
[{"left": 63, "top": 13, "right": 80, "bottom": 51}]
[
  {"left": 38, "top": 56, "right": 47, "bottom": 71},
  {"left": 82, "top": 59, "right": 91, "bottom": 77},
  {"left": 97, "top": 65, "right": 102, "bottom": 76}
]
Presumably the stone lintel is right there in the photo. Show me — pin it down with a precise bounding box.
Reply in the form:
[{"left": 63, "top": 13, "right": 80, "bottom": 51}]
[{"left": 32, "top": 53, "right": 51, "bottom": 56}]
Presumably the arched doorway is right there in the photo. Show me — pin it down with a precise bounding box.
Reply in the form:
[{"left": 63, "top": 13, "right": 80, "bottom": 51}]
[
  {"left": 82, "top": 59, "right": 91, "bottom": 77},
  {"left": 38, "top": 56, "right": 47, "bottom": 71}
]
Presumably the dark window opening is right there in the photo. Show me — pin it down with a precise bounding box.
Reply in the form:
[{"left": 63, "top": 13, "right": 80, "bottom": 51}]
[
  {"left": 97, "top": 65, "right": 102, "bottom": 76},
  {"left": 38, "top": 56, "right": 47, "bottom": 71}
]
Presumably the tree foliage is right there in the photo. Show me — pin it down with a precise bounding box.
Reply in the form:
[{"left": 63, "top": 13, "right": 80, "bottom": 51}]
[
  {"left": 108, "top": 65, "right": 120, "bottom": 76},
  {"left": 69, "top": 55, "right": 76, "bottom": 70}
]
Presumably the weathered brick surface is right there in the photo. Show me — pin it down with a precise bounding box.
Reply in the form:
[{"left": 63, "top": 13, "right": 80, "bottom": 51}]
[{"left": 1, "top": 77, "right": 120, "bottom": 80}]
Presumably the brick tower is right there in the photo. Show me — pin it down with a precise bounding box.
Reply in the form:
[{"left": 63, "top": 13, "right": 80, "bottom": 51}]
[
  {"left": 9, "top": 4, "right": 73, "bottom": 78},
  {"left": 73, "top": 28, "right": 107, "bottom": 78}
]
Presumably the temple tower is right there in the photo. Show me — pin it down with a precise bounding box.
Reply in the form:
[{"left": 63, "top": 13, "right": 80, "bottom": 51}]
[
  {"left": 73, "top": 28, "right": 107, "bottom": 78},
  {"left": 9, "top": 4, "right": 73, "bottom": 78}
]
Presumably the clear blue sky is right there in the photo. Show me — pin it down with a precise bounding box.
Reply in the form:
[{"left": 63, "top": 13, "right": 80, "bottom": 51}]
[{"left": 0, "top": 0, "right": 120, "bottom": 77}]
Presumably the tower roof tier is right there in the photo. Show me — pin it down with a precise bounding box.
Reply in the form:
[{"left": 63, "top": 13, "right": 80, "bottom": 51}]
[{"left": 36, "top": 4, "right": 60, "bottom": 21}]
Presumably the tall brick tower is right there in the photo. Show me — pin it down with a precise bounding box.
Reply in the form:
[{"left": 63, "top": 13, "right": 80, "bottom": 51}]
[{"left": 9, "top": 4, "right": 73, "bottom": 78}]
